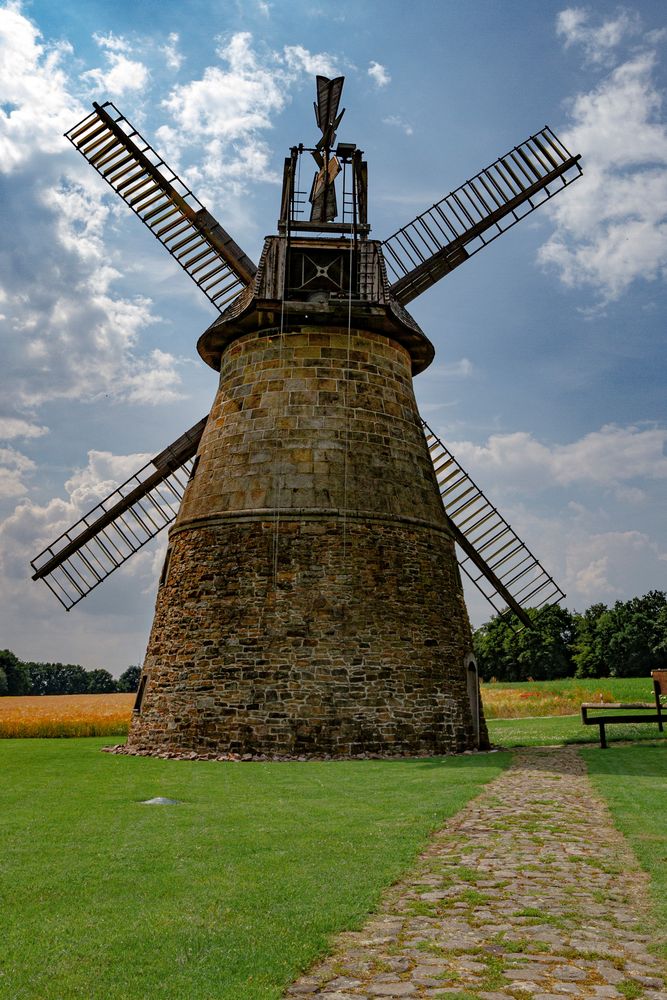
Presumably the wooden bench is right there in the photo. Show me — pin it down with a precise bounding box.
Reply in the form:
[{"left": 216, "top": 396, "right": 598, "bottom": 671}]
[{"left": 581, "top": 671, "right": 666, "bottom": 749}]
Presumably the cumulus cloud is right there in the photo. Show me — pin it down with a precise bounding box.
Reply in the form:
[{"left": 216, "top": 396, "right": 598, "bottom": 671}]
[
  {"left": 447, "top": 423, "right": 667, "bottom": 496},
  {"left": 81, "top": 32, "right": 149, "bottom": 97},
  {"left": 64, "top": 449, "right": 152, "bottom": 510},
  {"left": 368, "top": 60, "right": 390, "bottom": 87},
  {"left": 540, "top": 13, "right": 667, "bottom": 303},
  {"left": 0, "top": 3, "right": 80, "bottom": 172},
  {"left": 156, "top": 32, "right": 341, "bottom": 200},
  {"left": 0, "top": 7, "right": 184, "bottom": 410},
  {"left": 0, "top": 446, "right": 161, "bottom": 670},
  {"left": 0, "top": 447, "right": 35, "bottom": 498},
  {"left": 0, "top": 418, "right": 48, "bottom": 440},
  {"left": 556, "top": 7, "right": 641, "bottom": 64},
  {"left": 436, "top": 420, "right": 667, "bottom": 621},
  {"left": 283, "top": 43, "right": 338, "bottom": 78},
  {"left": 460, "top": 496, "right": 667, "bottom": 625},
  {"left": 1, "top": 447, "right": 155, "bottom": 603},
  {"left": 564, "top": 529, "right": 667, "bottom": 601}
]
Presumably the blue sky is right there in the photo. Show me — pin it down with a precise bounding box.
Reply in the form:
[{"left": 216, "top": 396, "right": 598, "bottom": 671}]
[{"left": 0, "top": 0, "right": 665, "bottom": 673}]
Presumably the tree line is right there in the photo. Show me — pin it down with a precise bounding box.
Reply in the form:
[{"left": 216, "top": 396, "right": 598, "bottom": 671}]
[
  {"left": 0, "top": 652, "right": 140, "bottom": 697},
  {"left": 473, "top": 590, "right": 667, "bottom": 682}
]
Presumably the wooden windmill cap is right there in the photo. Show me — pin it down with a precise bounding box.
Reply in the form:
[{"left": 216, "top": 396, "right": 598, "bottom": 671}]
[{"left": 197, "top": 236, "right": 435, "bottom": 374}]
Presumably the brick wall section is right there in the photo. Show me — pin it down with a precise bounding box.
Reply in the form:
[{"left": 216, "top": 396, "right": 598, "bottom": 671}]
[{"left": 127, "top": 327, "right": 488, "bottom": 757}]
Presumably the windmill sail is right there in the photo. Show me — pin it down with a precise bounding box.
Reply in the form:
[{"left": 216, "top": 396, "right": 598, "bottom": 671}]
[
  {"left": 65, "top": 103, "right": 257, "bottom": 310},
  {"left": 31, "top": 418, "right": 206, "bottom": 611},
  {"left": 423, "top": 420, "right": 564, "bottom": 628},
  {"left": 383, "top": 127, "right": 582, "bottom": 305}
]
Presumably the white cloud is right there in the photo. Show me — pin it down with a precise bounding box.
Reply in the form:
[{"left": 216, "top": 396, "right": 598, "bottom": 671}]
[
  {"left": 0, "top": 447, "right": 153, "bottom": 594},
  {"left": 0, "top": 418, "right": 48, "bottom": 440},
  {"left": 91, "top": 31, "right": 128, "bottom": 54},
  {"left": 122, "top": 348, "right": 185, "bottom": 405},
  {"left": 81, "top": 32, "right": 149, "bottom": 97},
  {"left": 461, "top": 501, "right": 667, "bottom": 625},
  {"left": 368, "top": 60, "right": 390, "bottom": 87},
  {"left": 564, "top": 530, "right": 667, "bottom": 602},
  {"left": 447, "top": 423, "right": 667, "bottom": 495},
  {"left": 157, "top": 32, "right": 342, "bottom": 202},
  {"left": 436, "top": 420, "right": 667, "bottom": 620},
  {"left": 0, "top": 446, "right": 35, "bottom": 498},
  {"left": 541, "top": 19, "right": 667, "bottom": 302},
  {"left": 0, "top": 446, "right": 162, "bottom": 671},
  {"left": 283, "top": 44, "right": 338, "bottom": 78},
  {"left": 164, "top": 33, "right": 286, "bottom": 140},
  {"left": 0, "top": 3, "right": 80, "bottom": 172},
  {"left": 556, "top": 7, "right": 641, "bottom": 64},
  {"left": 0, "top": 7, "right": 184, "bottom": 410},
  {"left": 161, "top": 32, "right": 183, "bottom": 72},
  {"left": 65, "top": 449, "right": 152, "bottom": 510},
  {"left": 382, "top": 114, "right": 413, "bottom": 136}
]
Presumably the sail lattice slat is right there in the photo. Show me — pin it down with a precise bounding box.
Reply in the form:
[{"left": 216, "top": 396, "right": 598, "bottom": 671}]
[
  {"left": 423, "top": 420, "right": 565, "bottom": 628},
  {"left": 65, "top": 104, "right": 257, "bottom": 311},
  {"left": 31, "top": 419, "right": 207, "bottom": 611},
  {"left": 383, "top": 127, "right": 582, "bottom": 305}
]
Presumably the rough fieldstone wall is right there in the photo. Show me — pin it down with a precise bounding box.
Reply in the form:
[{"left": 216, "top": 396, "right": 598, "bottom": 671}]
[{"left": 128, "top": 327, "right": 486, "bottom": 757}]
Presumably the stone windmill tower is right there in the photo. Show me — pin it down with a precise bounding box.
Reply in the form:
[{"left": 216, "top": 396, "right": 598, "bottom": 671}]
[{"left": 32, "top": 78, "right": 582, "bottom": 758}]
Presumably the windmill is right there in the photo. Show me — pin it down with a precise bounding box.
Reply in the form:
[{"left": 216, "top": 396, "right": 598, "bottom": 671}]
[{"left": 31, "top": 78, "right": 582, "bottom": 758}]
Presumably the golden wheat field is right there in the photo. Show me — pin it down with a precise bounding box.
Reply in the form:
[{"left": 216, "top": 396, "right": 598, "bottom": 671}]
[
  {"left": 0, "top": 682, "right": 633, "bottom": 737},
  {"left": 0, "top": 693, "right": 134, "bottom": 738}
]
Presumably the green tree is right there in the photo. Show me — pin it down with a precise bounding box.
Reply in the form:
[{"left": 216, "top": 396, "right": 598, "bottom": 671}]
[
  {"left": 116, "top": 666, "right": 141, "bottom": 693},
  {"left": 24, "top": 662, "right": 89, "bottom": 695},
  {"left": 0, "top": 667, "right": 7, "bottom": 696},
  {"left": 86, "top": 669, "right": 117, "bottom": 694},
  {"left": 605, "top": 591, "right": 667, "bottom": 677},
  {"left": 0, "top": 649, "right": 30, "bottom": 695},
  {"left": 473, "top": 604, "right": 574, "bottom": 682},
  {"left": 572, "top": 603, "right": 609, "bottom": 678}
]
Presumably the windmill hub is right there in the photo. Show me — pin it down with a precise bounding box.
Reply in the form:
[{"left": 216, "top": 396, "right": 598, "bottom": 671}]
[{"left": 32, "top": 76, "right": 582, "bottom": 760}]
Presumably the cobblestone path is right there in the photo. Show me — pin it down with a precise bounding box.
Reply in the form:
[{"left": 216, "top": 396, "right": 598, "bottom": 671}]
[{"left": 285, "top": 747, "right": 666, "bottom": 1000}]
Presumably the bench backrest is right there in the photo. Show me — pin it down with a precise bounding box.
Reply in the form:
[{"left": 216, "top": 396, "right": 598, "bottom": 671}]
[{"left": 652, "top": 669, "right": 667, "bottom": 701}]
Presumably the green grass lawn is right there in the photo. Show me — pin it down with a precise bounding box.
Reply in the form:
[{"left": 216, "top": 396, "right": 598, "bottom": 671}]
[
  {"left": 582, "top": 744, "right": 667, "bottom": 961},
  {"left": 488, "top": 713, "right": 667, "bottom": 747},
  {"left": 0, "top": 739, "right": 508, "bottom": 1000}
]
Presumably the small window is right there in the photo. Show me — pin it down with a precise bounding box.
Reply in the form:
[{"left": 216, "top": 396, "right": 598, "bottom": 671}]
[
  {"left": 133, "top": 674, "right": 148, "bottom": 714},
  {"left": 159, "top": 548, "right": 172, "bottom": 587}
]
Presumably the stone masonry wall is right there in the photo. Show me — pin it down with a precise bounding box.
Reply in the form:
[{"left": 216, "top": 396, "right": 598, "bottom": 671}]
[
  {"left": 127, "top": 327, "right": 486, "bottom": 757},
  {"left": 177, "top": 327, "right": 446, "bottom": 523}
]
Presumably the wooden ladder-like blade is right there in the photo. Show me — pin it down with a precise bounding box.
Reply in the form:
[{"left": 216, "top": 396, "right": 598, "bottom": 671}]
[
  {"left": 423, "top": 419, "right": 565, "bottom": 629},
  {"left": 383, "top": 127, "right": 582, "bottom": 305},
  {"left": 31, "top": 418, "right": 207, "bottom": 611},
  {"left": 65, "top": 103, "right": 257, "bottom": 311}
]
